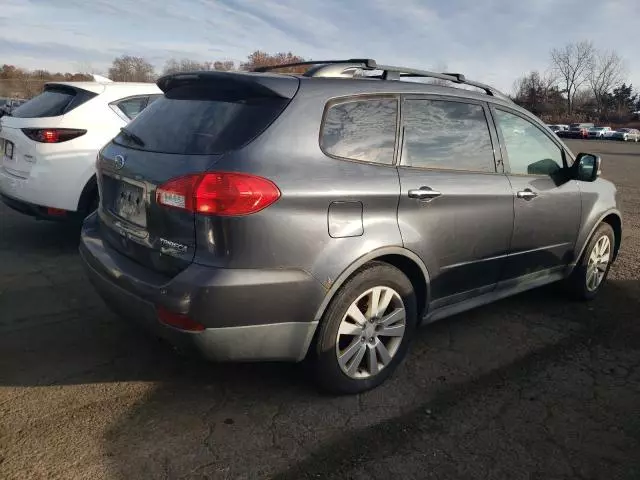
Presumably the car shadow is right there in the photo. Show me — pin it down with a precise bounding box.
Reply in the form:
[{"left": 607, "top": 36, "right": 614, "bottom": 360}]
[
  {"left": 2, "top": 203, "right": 639, "bottom": 478},
  {"left": 98, "top": 279, "right": 640, "bottom": 479},
  {"left": 0, "top": 210, "right": 81, "bottom": 255},
  {"left": 3, "top": 274, "right": 638, "bottom": 477}
]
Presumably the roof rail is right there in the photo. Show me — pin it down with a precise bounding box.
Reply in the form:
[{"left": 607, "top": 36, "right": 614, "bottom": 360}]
[
  {"left": 251, "top": 58, "right": 509, "bottom": 100},
  {"left": 252, "top": 59, "right": 375, "bottom": 73}
]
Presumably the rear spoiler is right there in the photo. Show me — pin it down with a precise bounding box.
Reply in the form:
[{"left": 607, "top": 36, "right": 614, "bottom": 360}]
[{"left": 156, "top": 71, "right": 300, "bottom": 99}]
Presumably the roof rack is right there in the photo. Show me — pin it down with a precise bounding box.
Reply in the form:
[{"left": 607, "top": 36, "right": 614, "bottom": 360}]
[{"left": 252, "top": 58, "right": 509, "bottom": 100}]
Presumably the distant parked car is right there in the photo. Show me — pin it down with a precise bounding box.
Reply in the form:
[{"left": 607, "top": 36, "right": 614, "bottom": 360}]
[
  {"left": 609, "top": 128, "right": 640, "bottom": 142},
  {"left": 570, "top": 122, "right": 594, "bottom": 129},
  {"left": 0, "top": 98, "right": 26, "bottom": 117},
  {"left": 562, "top": 126, "right": 590, "bottom": 139},
  {"left": 588, "top": 126, "right": 612, "bottom": 139},
  {"left": 0, "top": 81, "right": 162, "bottom": 222}
]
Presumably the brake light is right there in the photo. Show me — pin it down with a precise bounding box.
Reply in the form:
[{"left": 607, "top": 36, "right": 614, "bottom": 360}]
[
  {"left": 22, "top": 128, "right": 87, "bottom": 143},
  {"left": 156, "top": 172, "right": 280, "bottom": 216},
  {"left": 157, "top": 306, "right": 205, "bottom": 332}
]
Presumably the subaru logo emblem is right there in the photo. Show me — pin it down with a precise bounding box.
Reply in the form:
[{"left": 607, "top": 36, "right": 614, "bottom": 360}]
[{"left": 114, "top": 155, "right": 125, "bottom": 170}]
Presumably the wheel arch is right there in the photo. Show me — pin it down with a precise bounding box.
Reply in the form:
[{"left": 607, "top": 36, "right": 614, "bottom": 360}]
[
  {"left": 77, "top": 174, "right": 98, "bottom": 214},
  {"left": 312, "top": 247, "right": 431, "bottom": 324},
  {"left": 570, "top": 209, "right": 622, "bottom": 273}
]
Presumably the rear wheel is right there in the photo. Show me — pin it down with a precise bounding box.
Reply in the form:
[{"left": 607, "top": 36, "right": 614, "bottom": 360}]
[
  {"left": 566, "top": 223, "right": 615, "bottom": 300},
  {"left": 313, "top": 262, "right": 417, "bottom": 394}
]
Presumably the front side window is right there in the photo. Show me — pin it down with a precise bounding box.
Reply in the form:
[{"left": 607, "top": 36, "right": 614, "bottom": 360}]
[
  {"left": 494, "top": 109, "right": 564, "bottom": 176},
  {"left": 401, "top": 99, "right": 496, "bottom": 172},
  {"left": 320, "top": 98, "right": 397, "bottom": 165}
]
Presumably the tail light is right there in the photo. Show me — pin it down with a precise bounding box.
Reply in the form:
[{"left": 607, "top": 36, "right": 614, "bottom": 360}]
[
  {"left": 157, "top": 306, "right": 204, "bottom": 332},
  {"left": 156, "top": 172, "right": 280, "bottom": 216},
  {"left": 22, "top": 128, "right": 87, "bottom": 143}
]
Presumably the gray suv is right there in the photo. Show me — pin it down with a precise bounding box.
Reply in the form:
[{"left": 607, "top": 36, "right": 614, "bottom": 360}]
[{"left": 79, "top": 59, "right": 622, "bottom": 394}]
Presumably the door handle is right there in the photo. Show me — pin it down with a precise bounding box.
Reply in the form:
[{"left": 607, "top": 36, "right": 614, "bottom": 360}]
[
  {"left": 516, "top": 189, "right": 538, "bottom": 200},
  {"left": 408, "top": 186, "right": 442, "bottom": 200}
]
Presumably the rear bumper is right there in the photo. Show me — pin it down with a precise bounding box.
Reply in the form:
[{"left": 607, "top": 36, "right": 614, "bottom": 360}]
[
  {"left": 79, "top": 213, "right": 325, "bottom": 362},
  {"left": 0, "top": 151, "right": 94, "bottom": 212},
  {"left": 0, "top": 192, "right": 70, "bottom": 220}
]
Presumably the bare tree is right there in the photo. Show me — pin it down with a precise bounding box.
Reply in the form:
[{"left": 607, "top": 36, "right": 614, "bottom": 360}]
[
  {"left": 240, "top": 51, "right": 307, "bottom": 73},
  {"left": 512, "top": 70, "right": 563, "bottom": 117},
  {"left": 588, "top": 50, "right": 626, "bottom": 114},
  {"left": 162, "top": 58, "right": 208, "bottom": 75},
  {"left": 213, "top": 60, "right": 235, "bottom": 71},
  {"left": 108, "top": 55, "right": 155, "bottom": 82},
  {"left": 162, "top": 58, "right": 235, "bottom": 75},
  {"left": 550, "top": 41, "right": 595, "bottom": 115}
]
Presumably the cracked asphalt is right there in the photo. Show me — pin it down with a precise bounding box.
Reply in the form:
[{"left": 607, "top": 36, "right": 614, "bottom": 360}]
[{"left": 1, "top": 139, "right": 639, "bottom": 480}]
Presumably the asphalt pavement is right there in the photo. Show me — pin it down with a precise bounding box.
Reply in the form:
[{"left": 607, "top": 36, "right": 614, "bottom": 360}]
[{"left": 1, "top": 139, "right": 639, "bottom": 479}]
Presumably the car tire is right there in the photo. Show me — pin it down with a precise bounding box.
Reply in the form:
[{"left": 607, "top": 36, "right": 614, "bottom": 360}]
[
  {"left": 313, "top": 262, "right": 417, "bottom": 394},
  {"left": 566, "top": 223, "right": 615, "bottom": 301}
]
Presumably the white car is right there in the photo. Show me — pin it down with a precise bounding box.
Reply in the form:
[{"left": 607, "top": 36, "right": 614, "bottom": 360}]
[
  {"left": 587, "top": 126, "right": 612, "bottom": 138},
  {"left": 0, "top": 81, "right": 161, "bottom": 221}
]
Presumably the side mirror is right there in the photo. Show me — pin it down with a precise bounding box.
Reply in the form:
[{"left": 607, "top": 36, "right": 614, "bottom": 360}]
[{"left": 573, "top": 153, "right": 601, "bottom": 182}]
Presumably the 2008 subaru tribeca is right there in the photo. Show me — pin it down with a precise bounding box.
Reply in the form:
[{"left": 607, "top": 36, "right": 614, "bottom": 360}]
[{"left": 80, "top": 59, "right": 622, "bottom": 394}]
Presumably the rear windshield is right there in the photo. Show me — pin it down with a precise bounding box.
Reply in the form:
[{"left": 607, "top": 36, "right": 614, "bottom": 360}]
[
  {"left": 113, "top": 88, "right": 289, "bottom": 155},
  {"left": 11, "top": 86, "right": 96, "bottom": 118}
]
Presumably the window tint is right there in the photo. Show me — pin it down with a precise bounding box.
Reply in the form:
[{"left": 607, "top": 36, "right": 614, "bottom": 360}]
[
  {"left": 11, "top": 86, "right": 96, "bottom": 118},
  {"left": 114, "top": 94, "right": 289, "bottom": 155},
  {"left": 146, "top": 94, "right": 162, "bottom": 106},
  {"left": 116, "top": 96, "right": 149, "bottom": 120},
  {"left": 11, "top": 88, "right": 74, "bottom": 118},
  {"left": 401, "top": 100, "right": 495, "bottom": 172},
  {"left": 321, "top": 98, "right": 397, "bottom": 164},
  {"left": 495, "top": 109, "right": 563, "bottom": 176}
]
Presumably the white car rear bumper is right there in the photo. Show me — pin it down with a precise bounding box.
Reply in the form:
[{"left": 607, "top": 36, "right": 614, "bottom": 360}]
[{"left": 0, "top": 150, "right": 95, "bottom": 211}]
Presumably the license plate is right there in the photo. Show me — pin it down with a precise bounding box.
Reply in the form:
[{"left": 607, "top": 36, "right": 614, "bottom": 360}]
[{"left": 114, "top": 180, "right": 146, "bottom": 227}]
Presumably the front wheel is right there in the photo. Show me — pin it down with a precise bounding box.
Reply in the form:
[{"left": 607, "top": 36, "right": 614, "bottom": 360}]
[
  {"left": 566, "top": 223, "right": 615, "bottom": 300},
  {"left": 313, "top": 262, "right": 417, "bottom": 394}
]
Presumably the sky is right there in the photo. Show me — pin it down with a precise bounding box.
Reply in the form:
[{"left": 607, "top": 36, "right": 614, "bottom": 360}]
[{"left": 0, "top": 0, "right": 638, "bottom": 94}]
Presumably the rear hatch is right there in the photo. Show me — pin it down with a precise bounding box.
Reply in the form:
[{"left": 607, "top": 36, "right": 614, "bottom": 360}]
[
  {"left": 0, "top": 84, "right": 99, "bottom": 178},
  {"left": 97, "top": 71, "right": 299, "bottom": 276}
]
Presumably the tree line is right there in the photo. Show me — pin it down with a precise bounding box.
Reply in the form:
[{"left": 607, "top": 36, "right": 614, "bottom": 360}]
[
  {"left": 0, "top": 65, "right": 92, "bottom": 98},
  {"left": 0, "top": 51, "right": 304, "bottom": 99},
  {"left": 512, "top": 40, "right": 639, "bottom": 123},
  {"left": 2, "top": 45, "right": 639, "bottom": 124},
  {"left": 106, "top": 51, "right": 307, "bottom": 81}
]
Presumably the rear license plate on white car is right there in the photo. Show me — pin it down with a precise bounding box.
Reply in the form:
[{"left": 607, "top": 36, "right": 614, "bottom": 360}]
[{"left": 113, "top": 180, "right": 146, "bottom": 227}]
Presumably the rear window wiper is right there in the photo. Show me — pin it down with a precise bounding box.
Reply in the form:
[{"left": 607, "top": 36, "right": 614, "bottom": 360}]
[{"left": 119, "top": 127, "right": 145, "bottom": 147}]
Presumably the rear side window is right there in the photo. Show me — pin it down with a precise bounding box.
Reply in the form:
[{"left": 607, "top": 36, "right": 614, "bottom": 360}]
[
  {"left": 11, "top": 86, "right": 97, "bottom": 118},
  {"left": 320, "top": 98, "right": 397, "bottom": 164},
  {"left": 401, "top": 99, "right": 496, "bottom": 172},
  {"left": 115, "top": 96, "right": 149, "bottom": 120},
  {"left": 114, "top": 90, "right": 289, "bottom": 155}
]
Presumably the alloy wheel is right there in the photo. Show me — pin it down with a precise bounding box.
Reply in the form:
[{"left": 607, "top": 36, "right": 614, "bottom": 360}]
[
  {"left": 335, "top": 286, "right": 406, "bottom": 379},
  {"left": 586, "top": 235, "right": 611, "bottom": 291}
]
